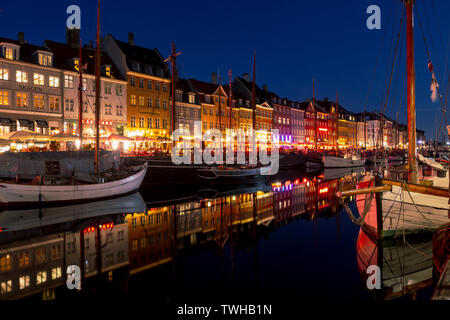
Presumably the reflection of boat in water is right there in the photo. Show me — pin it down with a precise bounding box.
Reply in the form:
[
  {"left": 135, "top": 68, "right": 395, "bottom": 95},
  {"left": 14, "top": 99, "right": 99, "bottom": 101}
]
[
  {"left": 323, "top": 167, "right": 365, "bottom": 181},
  {"left": 323, "top": 154, "right": 365, "bottom": 168},
  {"left": 356, "top": 228, "right": 434, "bottom": 300},
  {"left": 0, "top": 192, "right": 146, "bottom": 234},
  {"left": 197, "top": 165, "right": 269, "bottom": 182}
]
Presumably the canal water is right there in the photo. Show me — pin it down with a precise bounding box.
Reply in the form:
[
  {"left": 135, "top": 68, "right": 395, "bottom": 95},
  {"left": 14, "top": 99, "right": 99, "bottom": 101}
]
[{"left": 0, "top": 167, "right": 436, "bottom": 304}]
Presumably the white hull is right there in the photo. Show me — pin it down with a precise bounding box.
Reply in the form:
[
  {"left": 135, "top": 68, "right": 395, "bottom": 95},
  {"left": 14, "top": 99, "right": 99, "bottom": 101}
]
[
  {"left": 323, "top": 155, "right": 365, "bottom": 168},
  {"left": 0, "top": 167, "right": 147, "bottom": 206}
]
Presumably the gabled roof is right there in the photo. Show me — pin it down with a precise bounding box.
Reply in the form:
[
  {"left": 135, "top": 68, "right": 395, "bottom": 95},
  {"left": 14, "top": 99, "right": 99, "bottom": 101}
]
[
  {"left": 44, "top": 40, "right": 125, "bottom": 80},
  {"left": 112, "top": 36, "right": 169, "bottom": 78},
  {"left": 175, "top": 78, "right": 200, "bottom": 105}
]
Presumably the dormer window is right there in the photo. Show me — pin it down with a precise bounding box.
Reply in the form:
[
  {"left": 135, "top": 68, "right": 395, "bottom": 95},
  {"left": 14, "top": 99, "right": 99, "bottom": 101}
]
[
  {"left": 188, "top": 94, "right": 195, "bottom": 104},
  {"left": 205, "top": 95, "right": 211, "bottom": 103},
  {"left": 72, "top": 58, "right": 80, "bottom": 72},
  {"left": 1, "top": 43, "right": 20, "bottom": 61},
  {"left": 175, "top": 90, "right": 183, "bottom": 102},
  {"left": 102, "top": 65, "right": 111, "bottom": 78},
  {"left": 35, "top": 51, "right": 53, "bottom": 66},
  {"left": 144, "top": 65, "right": 153, "bottom": 75}
]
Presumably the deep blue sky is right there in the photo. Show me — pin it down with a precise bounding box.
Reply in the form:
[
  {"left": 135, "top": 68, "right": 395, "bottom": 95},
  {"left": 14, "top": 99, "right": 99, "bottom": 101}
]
[{"left": 1, "top": 0, "right": 448, "bottom": 139}]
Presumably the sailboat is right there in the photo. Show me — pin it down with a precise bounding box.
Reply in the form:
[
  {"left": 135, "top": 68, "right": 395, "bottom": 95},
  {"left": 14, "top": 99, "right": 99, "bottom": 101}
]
[
  {"left": 338, "top": 0, "right": 449, "bottom": 239},
  {"left": 0, "top": 0, "right": 146, "bottom": 208}
]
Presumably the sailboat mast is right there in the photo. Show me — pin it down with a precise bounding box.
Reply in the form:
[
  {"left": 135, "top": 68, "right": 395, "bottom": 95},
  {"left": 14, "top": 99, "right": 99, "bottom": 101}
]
[
  {"left": 218, "top": 74, "right": 222, "bottom": 132},
  {"left": 335, "top": 91, "right": 339, "bottom": 151},
  {"left": 78, "top": 38, "right": 83, "bottom": 148},
  {"left": 406, "top": 0, "right": 417, "bottom": 182},
  {"left": 252, "top": 52, "right": 256, "bottom": 131},
  {"left": 313, "top": 79, "right": 317, "bottom": 152},
  {"left": 171, "top": 43, "right": 176, "bottom": 134},
  {"left": 228, "top": 69, "right": 232, "bottom": 130},
  {"left": 94, "top": 0, "right": 101, "bottom": 176}
]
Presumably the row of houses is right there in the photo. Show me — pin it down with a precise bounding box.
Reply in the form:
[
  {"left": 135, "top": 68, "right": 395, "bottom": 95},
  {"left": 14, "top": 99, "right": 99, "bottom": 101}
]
[{"left": 0, "top": 29, "right": 424, "bottom": 150}]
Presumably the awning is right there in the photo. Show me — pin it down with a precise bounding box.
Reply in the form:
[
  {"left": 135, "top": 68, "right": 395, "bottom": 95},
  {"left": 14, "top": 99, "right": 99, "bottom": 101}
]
[
  {"left": 35, "top": 120, "right": 49, "bottom": 128},
  {"left": 0, "top": 118, "right": 12, "bottom": 126},
  {"left": 18, "top": 119, "right": 33, "bottom": 127}
]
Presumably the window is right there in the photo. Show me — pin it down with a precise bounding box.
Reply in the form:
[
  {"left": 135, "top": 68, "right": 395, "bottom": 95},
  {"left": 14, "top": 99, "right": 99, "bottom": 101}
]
[
  {"left": 104, "top": 82, "right": 112, "bottom": 94},
  {"left": 130, "top": 95, "right": 136, "bottom": 105},
  {"left": 139, "top": 117, "right": 144, "bottom": 128},
  {"left": 4, "top": 47, "right": 14, "bottom": 60},
  {"left": 155, "top": 82, "right": 160, "bottom": 90},
  {"left": 35, "top": 248, "right": 46, "bottom": 264},
  {"left": 38, "top": 54, "right": 52, "bottom": 66},
  {"left": 82, "top": 78, "right": 87, "bottom": 91},
  {"left": 49, "top": 76, "right": 60, "bottom": 87},
  {"left": 116, "top": 84, "right": 123, "bottom": 96},
  {"left": 116, "top": 105, "right": 123, "bottom": 116},
  {"left": 33, "top": 95, "right": 44, "bottom": 109},
  {"left": 140, "top": 238, "right": 146, "bottom": 248},
  {"left": 189, "top": 94, "right": 195, "bottom": 104},
  {"left": 138, "top": 96, "right": 145, "bottom": 106},
  {"left": 0, "top": 254, "right": 12, "bottom": 272},
  {"left": 51, "top": 267, "right": 62, "bottom": 280},
  {"left": 16, "top": 92, "right": 27, "bottom": 107},
  {"left": 130, "top": 76, "right": 135, "bottom": 86},
  {"left": 105, "top": 104, "right": 112, "bottom": 115},
  {"left": 139, "top": 78, "right": 144, "bottom": 88},
  {"left": 205, "top": 95, "right": 210, "bottom": 103},
  {"left": 49, "top": 96, "right": 60, "bottom": 111},
  {"left": 16, "top": 70, "right": 28, "bottom": 83},
  {"left": 18, "top": 252, "right": 30, "bottom": 268},
  {"left": 0, "top": 280, "right": 12, "bottom": 294},
  {"left": 0, "top": 68, "right": 8, "bottom": 80},
  {"left": 147, "top": 118, "right": 152, "bottom": 128},
  {"left": 36, "top": 271, "right": 47, "bottom": 284},
  {"left": 132, "top": 240, "right": 138, "bottom": 251},
  {"left": 19, "top": 275, "right": 30, "bottom": 290},
  {"left": 65, "top": 99, "right": 74, "bottom": 111},
  {"left": 155, "top": 99, "right": 160, "bottom": 108},
  {"left": 163, "top": 119, "right": 167, "bottom": 129},
  {"left": 203, "top": 107, "right": 207, "bottom": 115},
  {"left": 163, "top": 100, "right": 167, "bottom": 110},
  {"left": 130, "top": 116, "right": 136, "bottom": 127},
  {"left": 155, "top": 118, "right": 160, "bottom": 128},
  {"left": 203, "top": 122, "right": 207, "bottom": 130},
  {"left": 163, "top": 83, "right": 167, "bottom": 92},
  {"left": 147, "top": 97, "right": 152, "bottom": 107},
  {"left": 147, "top": 80, "right": 152, "bottom": 89},
  {"left": 51, "top": 244, "right": 62, "bottom": 260},
  {"left": 64, "top": 75, "right": 74, "bottom": 88}
]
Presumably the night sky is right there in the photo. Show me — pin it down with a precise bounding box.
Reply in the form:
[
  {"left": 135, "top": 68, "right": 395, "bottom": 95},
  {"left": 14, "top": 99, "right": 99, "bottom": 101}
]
[{"left": 1, "top": 0, "right": 448, "bottom": 139}]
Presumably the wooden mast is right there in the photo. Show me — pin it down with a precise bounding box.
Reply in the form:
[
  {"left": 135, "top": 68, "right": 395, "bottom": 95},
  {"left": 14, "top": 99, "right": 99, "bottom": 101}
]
[
  {"left": 78, "top": 38, "right": 83, "bottom": 148},
  {"left": 218, "top": 74, "right": 222, "bottom": 132},
  {"left": 313, "top": 79, "right": 318, "bottom": 152},
  {"left": 228, "top": 69, "right": 232, "bottom": 130},
  {"left": 335, "top": 91, "right": 339, "bottom": 152},
  {"left": 252, "top": 52, "right": 256, "bottom": 131},
  {"left": 94, "top": 0, "right": 101, "bottom": 177},
  {"left": 406, "top": 0, "right": 418, "bottom": 183}
]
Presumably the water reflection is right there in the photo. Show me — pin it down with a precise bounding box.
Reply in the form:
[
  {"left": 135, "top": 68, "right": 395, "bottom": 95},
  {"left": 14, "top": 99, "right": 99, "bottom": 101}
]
[{"left": 5, "top": 167, "right": 432, "bottom": 302}]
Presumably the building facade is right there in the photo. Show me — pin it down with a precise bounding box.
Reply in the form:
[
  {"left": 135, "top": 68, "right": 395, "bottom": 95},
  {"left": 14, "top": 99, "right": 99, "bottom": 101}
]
[{"left": 0, "top": 34, "right": 63, "bottom": 136}]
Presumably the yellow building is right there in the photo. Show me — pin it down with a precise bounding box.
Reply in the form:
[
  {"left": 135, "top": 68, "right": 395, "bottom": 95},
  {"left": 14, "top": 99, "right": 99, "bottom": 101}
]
[{"left": 103, "top": 33, "right": 171, "bottom": 149}]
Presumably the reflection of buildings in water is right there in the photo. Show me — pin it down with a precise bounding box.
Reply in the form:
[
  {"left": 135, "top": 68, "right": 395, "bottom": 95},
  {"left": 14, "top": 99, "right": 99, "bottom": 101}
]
[
  {"left": 304, "top": 178, "right": 339, "bottom": 218},
  {"left": 273, "top": 180, "right": 307, "bottom": 224},
  {"left": 125, "top": 208, "right": 173, "bottom": 275},
  {"left": 0, "top": 234, "right": 64, "bottom": 299},
  {"left": 356, "top": 228, "right": 434, "bottom": 300},
  {"left": 65, "top": 223, "right": 129, "bottom": 278}
]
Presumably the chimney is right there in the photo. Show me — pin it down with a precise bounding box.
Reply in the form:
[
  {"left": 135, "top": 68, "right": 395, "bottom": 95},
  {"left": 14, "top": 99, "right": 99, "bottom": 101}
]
[
  {"left": 263, "top": 84, "right": 268, "bottom": 92},
  {"left": 128, "top": 32, "right": 135, "bottom": 46},
  {"left": 242, "top": 73, "right": 249, "bottom": 82},
  {"left": 211, "top": 72, "right": 217, "bottom": 84},
  {"left": 66, "top": 28, "right": 80, "bottom": 48},
  {"left": 18, "top": 32, "right": 25, "bottom": 45}
]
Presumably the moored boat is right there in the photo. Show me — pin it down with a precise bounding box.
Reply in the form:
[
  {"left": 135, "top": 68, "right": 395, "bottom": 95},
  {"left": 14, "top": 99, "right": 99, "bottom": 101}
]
[{"left": 322, "top": 154, "right": 365, "bottom": 168}]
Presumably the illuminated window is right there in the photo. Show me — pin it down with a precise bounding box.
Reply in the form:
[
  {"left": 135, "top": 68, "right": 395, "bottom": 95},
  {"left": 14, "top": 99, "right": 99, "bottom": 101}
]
[
  {"left": 49, "top": 96, "right": 60, "bottom": 111},
  {"left": 16, "top": 70, "right": 28, "bottom": 83},
  {"left": 0, "top": 280, "right": 12, "bottom": 294},
  {"left": 64, "top": 75, "right": 74, "bottom": 88},
  {"left": 138, "top": 96, "right": 144, "bottom": 106},
  {"left": 38, "top": 54, "right": 52, "bottom": 66},
  {"left": 16, "top": 92, "right": 27, "bottom": 107},
  {"left": 49, "top": 76, "right": 59, "bottom": 88},
  {"left": 130, "top": 95, "right": 136, "bottom": 105},
  {"left": 35, "top": 248, "right": 46, "bottom": 264},
  {"left": 139, "top": 117, "right": 144, "bottom": 128},
  {"left": 130, "top": 116, "right": 136, "bottom": 127},
  {"left": 0, "top": 254, "right": 12, "bottom": 272},
  {"left": 140, "top": 238, "right": 146, "bottom": 248},
  {"left": 19, "top": 275, "right": 30, "bottom": 290},
  {"left": 132, "top": 240, "right": 138, "bottom": 251},
  {"left": 4, "top": 47, "right": 14, "bottom": 60},
  {"left": 36, "top": 271, "right": 47, "bottom": 284},
  {"left": 51, "top": 267, "right": 62, "bottom": 280},
  {"left": 0, "top": 68, "right": 9, "bottom": 80},
  {"left": 18, "top": 252, "right": 30, "bottom": 268}
]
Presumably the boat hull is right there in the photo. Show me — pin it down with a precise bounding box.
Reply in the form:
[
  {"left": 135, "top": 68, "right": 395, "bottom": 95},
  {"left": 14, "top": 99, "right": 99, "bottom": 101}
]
[
  {"left": 323, "top": 155, "right": 365, "bottom": 168},
  {"left": 0, "top": 167, "right": 147, "bottom": 207}
]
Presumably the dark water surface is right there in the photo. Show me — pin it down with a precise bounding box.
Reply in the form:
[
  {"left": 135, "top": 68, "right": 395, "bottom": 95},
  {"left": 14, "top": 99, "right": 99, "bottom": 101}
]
[{"left": 0, "top": 167, "right": 436, "bottom": 304}]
